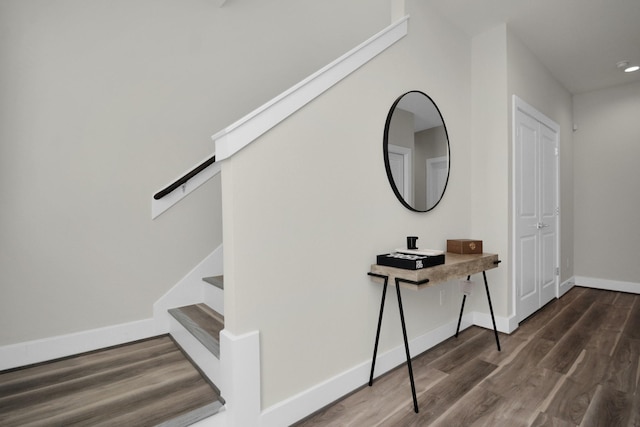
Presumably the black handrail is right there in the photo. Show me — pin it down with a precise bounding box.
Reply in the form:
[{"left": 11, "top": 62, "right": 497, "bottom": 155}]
[{"left": 153, "top": 155, "right": 216, "bottom": 200}]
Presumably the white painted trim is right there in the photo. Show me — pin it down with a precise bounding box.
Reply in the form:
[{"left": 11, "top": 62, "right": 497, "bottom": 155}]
[
  {"left": 513, "top": 96, "right": 560, "bottom": 133},
  {"left": 204, "top": 283, "right": 224, "bottom": 316},
  {"left": 220, "top": 330, "right": 261, "bottom": 427},
  {"left": 574, "top": 276, "right": 640, "bottom": 294},
  {"left": 194, "top": 312, "right": 513, "bottom": 427},
  {"left": 151, "top": 154, "right": 221, "bottom": 219},
  {"left": 260, "top": 311, "right": 512, "bottom": 427},
  {"left": 472, "top": 311, "right": 518, "bottom": 334},
  {"left": 0, "top": 246, "right": 224, "bottom": 372},
  {"left": 154, "top": 244, "right": 224, "bottom": 333},
  {"left": 190, "top": 411, "right": 227, "bottom": 427},
  {"left": 559, "top": 276, "right": 575, "bottom": 297},
  {"left": 387, "top": 144, "right": 412, "bottom": 204},
  {"left": 212, "top": 16, "right": 410, "bottom": 161},
  {"left": 426, "top": 155, "right": 448, "bottom": 208},
  {"left": 0, "top": 318, "right": 157, "bottom": 371}
]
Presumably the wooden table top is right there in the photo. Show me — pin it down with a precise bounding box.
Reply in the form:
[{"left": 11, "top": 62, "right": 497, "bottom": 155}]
[{"left": 370, "top": 252, "right": 500, "bottom": 290}]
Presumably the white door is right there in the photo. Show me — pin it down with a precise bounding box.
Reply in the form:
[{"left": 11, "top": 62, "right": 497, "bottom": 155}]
[
  {"left": 426, "top": 156, "right": 448, "bottom": 208},
  {"left": 388, "top": 144, "right": 412, "bottom": 204},
  {"left": 539, "top": 124, "right": 559, "bottom": 306},
  {"left": 513, "top": 96, "right": 559, "bottom": 322}
]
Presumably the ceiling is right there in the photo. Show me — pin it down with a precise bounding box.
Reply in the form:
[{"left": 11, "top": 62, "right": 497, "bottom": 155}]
[{"left": 424, "top": 0, "right": 640, "bottom": 94}]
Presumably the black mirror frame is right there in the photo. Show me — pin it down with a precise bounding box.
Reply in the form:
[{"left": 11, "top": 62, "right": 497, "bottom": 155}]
[{"left": 383, "top": 90, "right": 451, "bottom": 212}]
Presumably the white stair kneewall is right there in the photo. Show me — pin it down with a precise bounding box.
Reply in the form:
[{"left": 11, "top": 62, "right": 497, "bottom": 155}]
[{"left": 154, "top": 244, "right": 224, "bottom": 333}]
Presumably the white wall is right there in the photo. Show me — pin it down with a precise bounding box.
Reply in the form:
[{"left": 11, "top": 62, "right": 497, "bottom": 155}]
[
  {"left": 467, "top": 24, "right": 573, "bottom": 321},
  {"left": 0, "top": 0, "right": 389, "bottom": 346},
  {"left": 222, "top": 0, "right": 472, "bottom": 409},
  {"left": 506, "top": 29, "right": 574, "bottom": 286},
  {"left": 469, "top": 25, "right": 509, "bottom": 317},
  {"left": 573, "top": 81, "right": 640, "bottom": 284}
]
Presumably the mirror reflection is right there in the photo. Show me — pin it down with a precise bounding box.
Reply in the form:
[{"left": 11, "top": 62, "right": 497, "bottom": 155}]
[{"left": 383, "top": 91, "right": 450, "bottom": 212}]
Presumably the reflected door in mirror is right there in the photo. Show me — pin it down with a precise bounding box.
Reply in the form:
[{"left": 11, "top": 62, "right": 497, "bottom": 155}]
[
  {"left": 427, "top": 156, "right": 448, "bottom": 208},
  {"left": 388, "top": 144, "right": 412, "bottom": 204}
]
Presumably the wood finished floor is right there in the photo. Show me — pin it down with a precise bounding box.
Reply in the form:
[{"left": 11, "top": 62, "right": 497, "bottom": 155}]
[
  {"left": 0, "top": 335, "right": 222, "bottom": 426},
  {"left": 295, "top": 287, "right": 640, "bottom": 427}
]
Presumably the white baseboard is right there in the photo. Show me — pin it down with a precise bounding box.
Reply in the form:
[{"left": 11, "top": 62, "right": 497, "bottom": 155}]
[
  {"left": 574, "top": 276, "right": 640, "bottom": 294},
  {"left": 220, "top": 330, "right": 261, "bottom": 427},
  {"left": 472, "top": 311, "right": 518, "bottom": 334},
  {"left": 0, "top": 318, "right": 157, "bottom": 371},
  {"left": 154, "top": 244, "right": 224, "bottom": 333},
  {"left": 180, "top": 329, "right": 258, "bottom": 427},
  {"left": 559, "top": 276, "right": 575, "bottom": 297},
  {"left": 260, "top": 312, "right": 509, "bottom": 427},
  {"left": 0, "top": 245, "right": 224, "bottom": 372}
]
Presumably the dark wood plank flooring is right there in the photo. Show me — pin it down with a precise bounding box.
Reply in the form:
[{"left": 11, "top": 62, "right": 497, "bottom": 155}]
[
  {"left": 0, "top": 335, "right": 222, "bottom": 426},
  {"left": 295, "top": 287, "right": 640, "bottom": 427}
]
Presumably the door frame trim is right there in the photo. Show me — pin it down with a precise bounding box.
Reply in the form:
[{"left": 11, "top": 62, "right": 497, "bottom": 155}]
[
  {"left": 388, "top": 144, "right": 413, "bottom": 205},
  {"left": 511, "top": 95, "right": 561, "bottom": 322},
  {"left": 426, "top": 155, "right": 448, "bottom": 208}
]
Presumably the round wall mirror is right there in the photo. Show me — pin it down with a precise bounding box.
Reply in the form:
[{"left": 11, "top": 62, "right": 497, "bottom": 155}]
[{"left": 383, "top": 91, "right": 450, "bottom": 212}]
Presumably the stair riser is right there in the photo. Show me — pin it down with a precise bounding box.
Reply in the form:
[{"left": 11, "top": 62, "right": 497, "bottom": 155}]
[
  {"left": 203, "top": 285, "right": 224, "bottom": 316},
  {"left": 169, "top": 317, "right": 221, "bottom": 387}
]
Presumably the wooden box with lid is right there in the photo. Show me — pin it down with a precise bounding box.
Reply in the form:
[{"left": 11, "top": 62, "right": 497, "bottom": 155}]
[{"left": 447, "top": 239, "right": 483, "bottom": 254}]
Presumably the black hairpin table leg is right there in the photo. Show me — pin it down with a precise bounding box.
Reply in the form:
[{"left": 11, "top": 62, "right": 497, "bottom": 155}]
[
  {"left": 395, "top": 278, "right": 419, "bottom": 413},
  {"left": 368, "top": 274, "right": 389, "bottom": 386},
  {"left": 456, "top": 273, "right": 501, "bottom": 352},
  {"left": 483, "top": 271, "right": 501, "bottom": 351},
  {"left": 455, "top": 275, "right": 471, "bottom": 337}
]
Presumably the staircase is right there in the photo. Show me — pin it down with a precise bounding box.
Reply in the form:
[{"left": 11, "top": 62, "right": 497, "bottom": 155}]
[{"left": 167, "top": 276, "right": 226, "bottom": 422}]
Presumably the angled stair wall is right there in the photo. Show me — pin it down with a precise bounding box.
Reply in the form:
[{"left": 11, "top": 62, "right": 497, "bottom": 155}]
[{"left": 154, "top": 245, "right": 224, "bottom": 333}]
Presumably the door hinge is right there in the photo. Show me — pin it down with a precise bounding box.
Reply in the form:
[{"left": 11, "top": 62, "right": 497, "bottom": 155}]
[
  {"left": 556, "top": 206, "right": 560, "bottom": 215},
  {"left": 555, "top": 147, "right": 559, "bottom": 156},
  {"left": 555, "top": 267, "right": 560, "bottom": 276}
]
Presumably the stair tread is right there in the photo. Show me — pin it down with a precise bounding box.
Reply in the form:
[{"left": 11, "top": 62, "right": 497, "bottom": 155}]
[
  {"left": 168, "top": 304, "right": 224, "bottom": 358},
  {"left": 203, "top": 275, "right": 224, "bottom": 290}
]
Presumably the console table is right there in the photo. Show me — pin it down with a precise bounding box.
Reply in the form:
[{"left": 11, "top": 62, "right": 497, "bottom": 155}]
[{"left": 368, "top": 252, "right": 501, "bottom": 413}]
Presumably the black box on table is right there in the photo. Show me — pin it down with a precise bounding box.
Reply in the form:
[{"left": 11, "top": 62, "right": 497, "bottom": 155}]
[{"left": 376, "top": 252, "right": 445, "bottom": 270}]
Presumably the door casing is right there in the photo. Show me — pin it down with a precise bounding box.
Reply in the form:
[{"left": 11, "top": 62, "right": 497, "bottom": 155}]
[{"left": 388, "top": 144, "right": 412, "bottom": 205}]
